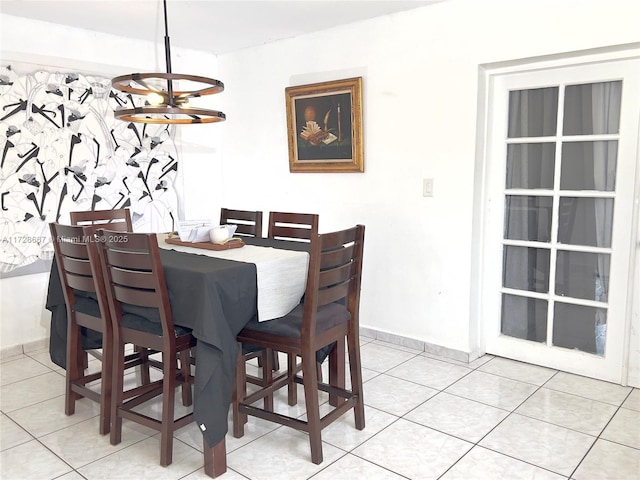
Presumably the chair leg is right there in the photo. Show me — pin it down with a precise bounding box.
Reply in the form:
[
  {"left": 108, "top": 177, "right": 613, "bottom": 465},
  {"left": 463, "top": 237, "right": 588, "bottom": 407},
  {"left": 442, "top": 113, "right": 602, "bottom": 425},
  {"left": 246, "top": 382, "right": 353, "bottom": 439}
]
[
  {"left": 285, "top": 354, "right": 318, "bottom": 406},
  {"left": 287, "top": 354, "right": 298, "bottom": 406},
  {"left": 257, "top": 348, "right": 280, "bottom": 371},
  {"left": 347, "top": 333, "right": 365, "bottom": 430},
  {"left": 232, "top": 347, "right": 247, "bottom": 438},
  {"left": 136, "top": 345, "right": 151, "bottom": 385},
  {"left": 65, "top": 324, "right": 82, "bottom": 416},
  {"left": 301, "top": 350, "right": 323, "bottom": 464},
  {"left": 160, "top": 350, "right": 176, "bottom": 467},
  {"left": 110, "top": 340, "right": 125, "bottom": 446},
  {"left": 270, "top": 349, "right": 280, "bottom": 371},
  {"left": 98, "top": 329, "right": 113, "bottom": 435},
  {"left": 328, "top": 338, "right": 345, "bottom": 407},
  {"left": 203, "top": 436, "right": 227, "bottom": 478},
  {"left": 261, "top": 350, "right": 274, "bottom": 411},
  {"left": 179, "top": 349, "right": 192, "bottom": 407}
]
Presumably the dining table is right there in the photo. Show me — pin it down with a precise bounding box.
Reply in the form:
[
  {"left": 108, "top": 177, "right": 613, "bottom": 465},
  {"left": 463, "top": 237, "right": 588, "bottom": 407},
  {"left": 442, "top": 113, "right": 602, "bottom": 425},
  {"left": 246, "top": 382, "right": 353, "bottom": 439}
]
[{"left": 46, "top": 234, "right": 310, "bottom": 477}]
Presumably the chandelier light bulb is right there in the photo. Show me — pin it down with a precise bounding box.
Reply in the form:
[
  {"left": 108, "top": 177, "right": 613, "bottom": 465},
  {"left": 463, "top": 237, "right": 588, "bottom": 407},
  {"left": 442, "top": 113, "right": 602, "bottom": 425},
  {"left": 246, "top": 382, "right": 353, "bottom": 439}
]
[{"left": 147, "top": 92, "right": 165, "bottom": 106}]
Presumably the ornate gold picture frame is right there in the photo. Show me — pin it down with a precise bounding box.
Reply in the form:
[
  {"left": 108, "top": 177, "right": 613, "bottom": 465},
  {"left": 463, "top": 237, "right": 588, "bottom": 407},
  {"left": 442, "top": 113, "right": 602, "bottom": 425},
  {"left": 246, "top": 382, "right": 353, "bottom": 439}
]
[{"left": 285, "top": 77, "right": 363, "bottom": 173}]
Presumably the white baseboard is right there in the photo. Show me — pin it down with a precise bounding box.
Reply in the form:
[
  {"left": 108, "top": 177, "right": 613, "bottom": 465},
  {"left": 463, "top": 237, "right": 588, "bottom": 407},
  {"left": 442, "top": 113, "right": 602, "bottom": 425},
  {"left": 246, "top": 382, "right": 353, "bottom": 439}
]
[
  {"left": 2, "top": 330, "right": 473, "bottom": 367},
  {"left": 1, "top": 338, "right": 49, "bottom": 360},
  {"left": 360, "top": 326, "right": 471, "bottom": 363}
]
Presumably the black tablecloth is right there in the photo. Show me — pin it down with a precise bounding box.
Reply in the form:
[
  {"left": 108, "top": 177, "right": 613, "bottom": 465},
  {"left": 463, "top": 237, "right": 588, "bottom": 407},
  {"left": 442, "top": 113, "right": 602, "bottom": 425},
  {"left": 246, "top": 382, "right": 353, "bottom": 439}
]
[{"left": 46, "top": 236, "right": 308, "bottom": 447}]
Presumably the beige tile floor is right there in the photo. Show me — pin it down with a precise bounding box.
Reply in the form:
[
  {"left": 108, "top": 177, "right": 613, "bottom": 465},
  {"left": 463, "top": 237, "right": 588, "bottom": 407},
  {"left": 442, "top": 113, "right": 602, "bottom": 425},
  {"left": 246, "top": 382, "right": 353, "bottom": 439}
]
[{"left": 1, "top": 335, "right": 639, "bottom": 480}]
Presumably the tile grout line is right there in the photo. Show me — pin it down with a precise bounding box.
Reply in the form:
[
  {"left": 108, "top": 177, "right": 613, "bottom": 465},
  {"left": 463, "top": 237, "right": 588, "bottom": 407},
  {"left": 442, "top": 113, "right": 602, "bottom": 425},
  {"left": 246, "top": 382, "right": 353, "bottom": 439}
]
[
  {"left": 567, "top": 387, "right": 640, "bottom": 479},
  {"left": 436, "top": 358, "right": 568, "bottom": 479}
]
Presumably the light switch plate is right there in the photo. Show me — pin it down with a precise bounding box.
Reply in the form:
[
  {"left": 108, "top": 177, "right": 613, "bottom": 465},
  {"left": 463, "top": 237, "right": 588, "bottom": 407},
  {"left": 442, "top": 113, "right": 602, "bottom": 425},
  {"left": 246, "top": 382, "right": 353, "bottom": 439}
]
[{"left": 423, "top": 178, "right": 434, "bottom": 197}]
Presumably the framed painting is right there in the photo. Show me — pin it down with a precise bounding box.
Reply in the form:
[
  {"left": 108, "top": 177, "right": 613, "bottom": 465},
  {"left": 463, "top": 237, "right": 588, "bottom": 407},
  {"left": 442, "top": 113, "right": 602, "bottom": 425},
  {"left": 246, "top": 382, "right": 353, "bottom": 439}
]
[{"left": 285, "top": 77, "right": 363, "bottom": 172}]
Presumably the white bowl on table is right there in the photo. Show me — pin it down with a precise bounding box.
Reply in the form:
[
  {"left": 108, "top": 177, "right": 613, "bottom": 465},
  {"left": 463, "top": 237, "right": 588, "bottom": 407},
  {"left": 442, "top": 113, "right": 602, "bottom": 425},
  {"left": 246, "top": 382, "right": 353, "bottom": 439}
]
[{"left": 209, "top": 225, "right": 237, "bottom": 244}]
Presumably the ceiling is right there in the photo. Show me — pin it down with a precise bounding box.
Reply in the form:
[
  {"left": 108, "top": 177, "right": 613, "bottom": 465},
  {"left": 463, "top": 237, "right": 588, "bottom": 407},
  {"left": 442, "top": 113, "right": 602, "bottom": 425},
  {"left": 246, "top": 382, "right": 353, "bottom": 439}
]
[{"left": 0, "top": 0, "right": 440, "bottom": 55}]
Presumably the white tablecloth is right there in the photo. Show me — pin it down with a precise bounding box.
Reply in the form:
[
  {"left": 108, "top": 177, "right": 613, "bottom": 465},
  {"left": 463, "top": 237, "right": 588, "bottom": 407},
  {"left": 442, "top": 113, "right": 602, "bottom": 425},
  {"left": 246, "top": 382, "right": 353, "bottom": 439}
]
[{"left": 157, "top": 234, "right": 309, "bottom": 321}]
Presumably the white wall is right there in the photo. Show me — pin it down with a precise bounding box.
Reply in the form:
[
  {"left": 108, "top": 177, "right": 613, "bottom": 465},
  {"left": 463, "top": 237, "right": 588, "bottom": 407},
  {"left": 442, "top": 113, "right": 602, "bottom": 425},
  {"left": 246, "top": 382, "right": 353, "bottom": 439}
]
[
  {"left": 202, "top": 0, "right": 640, "bottom": 358},
  {"left": 0, "top": 272, "right": 50, "bottom": 350},
  {"left": 1, "top": 0, "right": 639, "bottom": 366}
]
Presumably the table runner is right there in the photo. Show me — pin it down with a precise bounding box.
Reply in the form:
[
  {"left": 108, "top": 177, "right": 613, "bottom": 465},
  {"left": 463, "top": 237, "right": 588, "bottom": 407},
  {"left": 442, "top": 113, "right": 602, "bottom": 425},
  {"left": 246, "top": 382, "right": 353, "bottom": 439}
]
[{"left": 157, "top": 233, "right": 309, "bottom": 321}]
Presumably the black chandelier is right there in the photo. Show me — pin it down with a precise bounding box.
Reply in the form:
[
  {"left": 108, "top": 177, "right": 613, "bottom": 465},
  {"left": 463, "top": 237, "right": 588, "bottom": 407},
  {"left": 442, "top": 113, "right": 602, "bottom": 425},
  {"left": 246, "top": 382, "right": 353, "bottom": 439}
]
[{"left": 111, "top": 0, "right": 226, "bottom": 125}]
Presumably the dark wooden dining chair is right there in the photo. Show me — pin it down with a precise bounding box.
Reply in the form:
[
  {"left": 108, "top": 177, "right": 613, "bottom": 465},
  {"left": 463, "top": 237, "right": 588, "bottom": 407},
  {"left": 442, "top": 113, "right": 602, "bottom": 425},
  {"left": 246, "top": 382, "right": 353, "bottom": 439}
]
[
  {"left": 71, "top": 208, "right": 156, "bottom": 382},
  {"left": 233, "top": 225, "right": 366, "bottom": 464},
  {"left": 96, "top": 229, "right": 196, "bottom": 467},
  {"left": 70, "top": 209, "right": 136, "bottom": 361},
  {"left": 49, "top": 222, "right": 155, "bottom": 435},
  {"left": 268, "top": 211, "right": 320, "bottom": 402},
  {"left": 219, "top": 209, "right": 281, "bottom": 378},
  {"left": 220, "top": 208, "right": 263, "bottom": 238}
]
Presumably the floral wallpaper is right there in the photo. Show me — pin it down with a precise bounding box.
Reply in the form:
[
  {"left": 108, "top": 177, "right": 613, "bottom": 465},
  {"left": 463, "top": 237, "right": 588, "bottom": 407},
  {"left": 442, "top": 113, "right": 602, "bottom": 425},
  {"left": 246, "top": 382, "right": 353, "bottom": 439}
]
[{"left": 0, "top": 64, "right": 181, "bottom": 273}]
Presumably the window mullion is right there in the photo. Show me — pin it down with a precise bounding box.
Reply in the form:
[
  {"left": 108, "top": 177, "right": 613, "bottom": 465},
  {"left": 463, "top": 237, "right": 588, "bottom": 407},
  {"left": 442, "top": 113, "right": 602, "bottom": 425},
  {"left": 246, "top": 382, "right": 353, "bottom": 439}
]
[{"left": 546, "top": 84, "right": 566, "bottom": 347}]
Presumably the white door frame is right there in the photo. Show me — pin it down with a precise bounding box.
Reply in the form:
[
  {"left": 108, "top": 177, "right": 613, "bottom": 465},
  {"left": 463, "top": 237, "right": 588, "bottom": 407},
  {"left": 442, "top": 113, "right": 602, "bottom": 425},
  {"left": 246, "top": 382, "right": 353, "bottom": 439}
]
[{"left": 470, "top": 44, "right": 640, "bottom": 385}]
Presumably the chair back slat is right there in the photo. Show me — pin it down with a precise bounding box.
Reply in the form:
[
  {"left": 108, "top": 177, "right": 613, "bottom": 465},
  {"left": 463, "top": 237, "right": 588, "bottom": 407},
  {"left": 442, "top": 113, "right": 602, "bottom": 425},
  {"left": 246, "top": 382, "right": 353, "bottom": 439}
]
[
  {"left": 321, "top": 245, "right": 354, "bottom": 270},
  {"left": 106, "top": 249, "right": 154, "bottom": 270},
  {"left": 319, "top": 262, "right": 352, "bottom": 289},
  {"left": 70, "top": 208, "right": 132, "bottom": 231},
  {"left": 62, "top": 255, "right": 95, "bottom": 292},
  {"left": 113, "top": 284, "right": 159, "bottom": 309},
  {"left": 317, "top": 282, "right": 351, "bottom": 306},
  {"left": 111, "top": 267, "right": 156, "bottom": 290},
  {"left": 220, "top": 208, "right": 263, "bottom": 238},
  {"left": 58, "top": 240, "right": 91, "bottom": 259},
  {"left": 268, "top": 212, "right": 319, "bottom": 243},
  {"left": 60, "top": 255, "right": 93, "bottom": 277},
  {"left": 65, "top": 272, "right": 97, "bottom": 292},
  {"left": 321, "top": 227, "right": 357, "bottom": 247},
  {"left": 233, "top": 224, "right": 259, "bottom": 237},
  {"left": 270, "top": 226, "right": 313, "bottom": 241}
]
